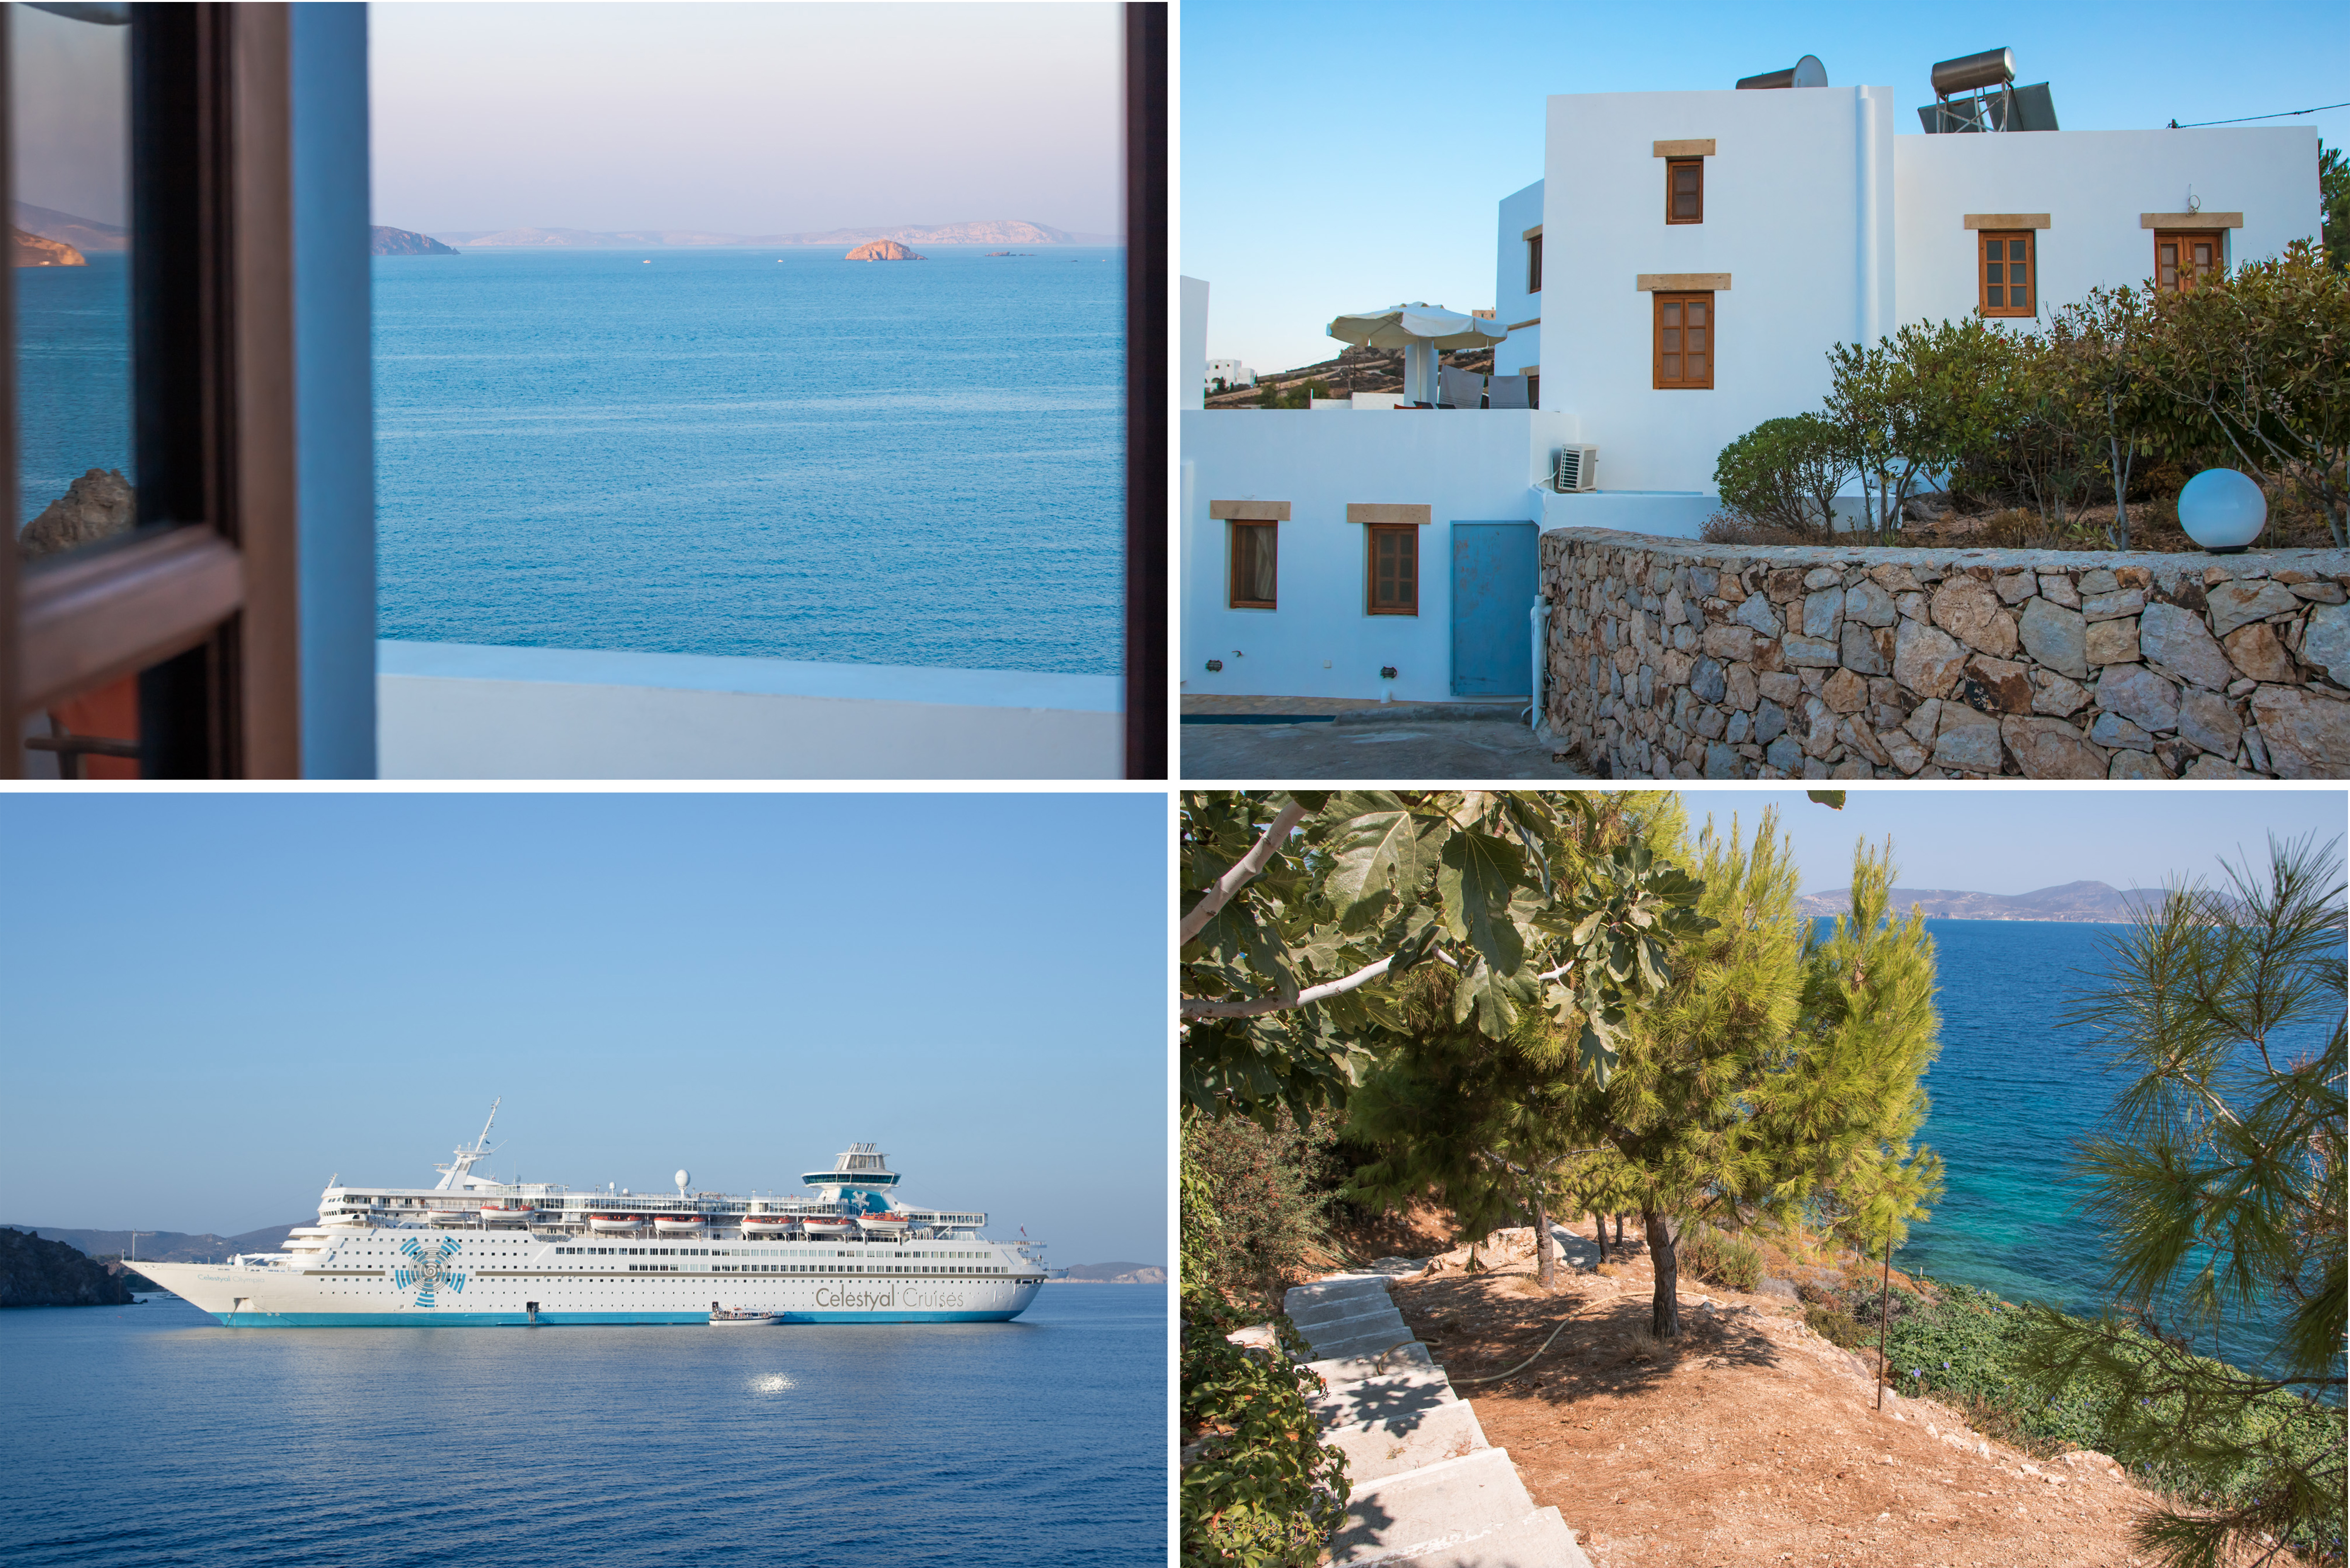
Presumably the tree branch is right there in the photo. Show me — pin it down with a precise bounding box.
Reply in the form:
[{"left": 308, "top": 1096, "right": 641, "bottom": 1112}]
[
  {"left": 1180, "top": 800, "right": 1307, "bottom": 945},
  {"left": 1180, "top": 953, "right": 1394, "bottom": 1018}
]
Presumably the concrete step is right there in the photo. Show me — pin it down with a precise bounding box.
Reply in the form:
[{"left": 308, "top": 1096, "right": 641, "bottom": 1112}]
[
  {"left": 1293, "top": 1302, "right": 1410, "bottom": 1346},
  {"left": 1327, "top": 1447, "right": 1536, "bottom": 1565},
  {"left": 1287, "top": 1276, "right": 1396, "bottom": 1316},
  {"left": 1299, "top": 1317, "right": 1419, "bottom": 1363},
  {"left": 1309, "top": 1366, "right": 1459, "bottom": 1426},
  {"left": 1291, "top": 1289, "right": 1399, "bottom": 1330},
  {"left": 1323, "top": 1396, "right": 1490, "bottom": 1484},
  {"left": 1310, "top": 1339, "right": 1434, "bottom": 1387},
  {"left": 1336, "top": 1505, "right": 1592, "bottom": 1568}
]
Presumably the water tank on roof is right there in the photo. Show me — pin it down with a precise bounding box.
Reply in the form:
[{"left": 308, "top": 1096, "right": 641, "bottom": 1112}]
[
  {"left": 1735, "top": 54, "right": 1827, "bottom": 90},
  {"left": 1931, "top": 48, "right": 2015, "bottom": 96}
]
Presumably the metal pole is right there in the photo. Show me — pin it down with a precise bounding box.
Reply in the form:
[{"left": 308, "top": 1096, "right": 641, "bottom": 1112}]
[{"left": 1874, "top": 1234, "right": 1893, "bottom": 1412}]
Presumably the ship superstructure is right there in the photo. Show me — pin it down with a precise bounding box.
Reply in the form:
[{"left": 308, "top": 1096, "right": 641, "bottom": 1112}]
[{"left": 131, "top": 1105, "right": 1048, "bottom": 1327}]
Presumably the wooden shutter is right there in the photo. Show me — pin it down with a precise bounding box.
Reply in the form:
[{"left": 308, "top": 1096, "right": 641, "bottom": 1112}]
[
  {"left": 1977, "top": 231, "right": 2034, "bottom": 317},
  {"left": 2154, "top": 230, "right": 2218, "bottom": 292},
  {"left": 1228, "top": 522, "right": 1276, "bottom": 609},
  {"left": 1666, "top": 158, "right": 1704, "bottom": 224},
  {"left": 1653, "top": 293, "right": 1713, "bottom": 389},
  {"left": 1367, "top": 526, "right": 1417, "bottom": 615}
]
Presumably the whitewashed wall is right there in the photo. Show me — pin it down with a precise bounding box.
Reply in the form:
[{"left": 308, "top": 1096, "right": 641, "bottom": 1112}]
[
  {"left": 1494, "top": 179, "right": 1544, "bottom": 381},
  {"left": 1538, "top": 87, "right": 1898, "bottom": 494},
  {"left": 1182, "top": 275, "right": 1210, "bottom": 410},
  {"left": 1180, "top": 409, "right": 1578, "bottom": 703},
  {"left": 1892, "top": 126, "right": 2322, "bottom": 328}
]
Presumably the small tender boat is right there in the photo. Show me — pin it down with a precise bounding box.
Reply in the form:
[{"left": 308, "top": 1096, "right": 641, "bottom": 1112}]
[
  {"left": 858, "top": 1212, "right": 911, "bottom": 1235},
  {"left": 479, "top": 1202, "right": 534, "bottom": 1223},
  {"left": 421, "top": 1207, "right": 472, "bottom": 1226},
  {"left": 653, "top": 1215, "right": 704, "bottom": 1235},
  {"left": 802, "top": 1215, "right": 854, "bottom": 1237},
  {"left": 742, "top": 1213, "right": 800, "bottom": 1234},
  {"left": 709, "top": 1308, "right": 778, "bottom": 1326},
  {"left": 589, "top": 1213, "right": 644, "bottom": 1234}
]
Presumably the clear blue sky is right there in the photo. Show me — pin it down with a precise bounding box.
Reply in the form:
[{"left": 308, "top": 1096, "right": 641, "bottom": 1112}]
[
  {"left": 0, "top": 794, "right": 1166, "bottom": 1266},
  {"left": 370, "top": 2, "right": 1122, "bottom": 236},
  {"left": 1182, "top": 0, "right": 2350, "bottom": 373},
  {"left": 1669, "top": 787, "right": 2348, "bottom": 896}
]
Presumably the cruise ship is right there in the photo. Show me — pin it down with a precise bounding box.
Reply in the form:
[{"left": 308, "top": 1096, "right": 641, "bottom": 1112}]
[{"left": 131, "top": 1106, "right": 1048, "bottom": 1327}]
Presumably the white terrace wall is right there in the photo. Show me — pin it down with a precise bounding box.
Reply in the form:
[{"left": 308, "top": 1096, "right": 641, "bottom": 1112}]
[
  {"left": 1494, "top": 179, "right": 1544, "bottom": 382},
  {"left": 1541, "top": 530, "right": 2350, "bottom": 781}
]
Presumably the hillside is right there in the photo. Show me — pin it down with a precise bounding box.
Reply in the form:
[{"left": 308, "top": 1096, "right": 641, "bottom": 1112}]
[
  {"left": 0, "top": 1228, "right": 135, "bottom": 1307},
  {"left": 13, "top": 226, "right": 85, "bottom": 267},
  {"left": 370, "top": 224, "right": 460, "bottom": 255},
  {"left": 1204, "top": 341, "right": 1497, "bottom": 407},
  {"left": 438, "top": 218, "right": 1096, "bottom": 249},
  {"left": 1057, "top": 1262, "right": 1166, "bottom": 1283},
  {"left": 1, "top": 1220, "right": 308, "bottom": 1263},
  {"left": 1797, "top": 880, "right": 2164, "bottom": 922},
  {"left": 12, "top": 200, "right": 125, "bottom": 252}
]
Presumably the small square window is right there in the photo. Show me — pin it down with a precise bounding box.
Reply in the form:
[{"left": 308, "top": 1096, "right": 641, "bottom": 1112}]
[
  {"left": 1666, "top": 158, "right": 1704, "bottom": 224},
  {"left": 1978, "top": 231, "right": 2035, "bottom": 316},
  {"left": 2154, "top": 230, "right": 2220, "bottom": 293},
  {"left": 1228, "top": 521, "right": 1277, "bottom": 609},
  {"left": 1652, "top": 292, "right": 1713, "bottom": 389},
  {"left": 1367, "top": 525, "right": 1418, "bottom": 615}
]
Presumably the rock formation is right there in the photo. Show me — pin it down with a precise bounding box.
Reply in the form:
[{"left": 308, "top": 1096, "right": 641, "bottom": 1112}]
[
  {"left": 369, "top": 224, "right": 460, "bottom": 256},
  {"left": 0, "top": 1228, "right": 136, "bottom": 1308},
  {"left": 846, "top": 239, "right": 926, "bottom": 261},
  {"left": 13, "top": 226, "right": 85, "bottom": 267},
  {"left": 19, "top": 468, "right": 135, "bottom": 560}
]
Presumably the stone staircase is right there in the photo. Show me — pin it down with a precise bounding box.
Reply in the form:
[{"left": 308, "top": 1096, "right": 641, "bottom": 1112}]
[{"left": 1285, "top": 1273, "right": 1592, "bottom": 1568}]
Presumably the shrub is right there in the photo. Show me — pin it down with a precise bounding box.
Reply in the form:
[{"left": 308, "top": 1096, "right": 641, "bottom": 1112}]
[
  {"left": 1182, "top": 1109, "right": 1344, "bottom": 1318},
  {"left": 1181, "top": 1294, "right": 1350, "bottom": 1568},
  {"left": 1676, "top": 1221, "right": 1763, "bottom": 1292},
  {"left": 1713, "top": 414, "right": 1849, "bottom": 536}
]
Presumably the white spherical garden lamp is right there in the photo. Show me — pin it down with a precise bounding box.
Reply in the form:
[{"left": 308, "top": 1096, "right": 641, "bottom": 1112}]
[{"left": 2177, "top": 468, "right": 2267, "bottom": 554}]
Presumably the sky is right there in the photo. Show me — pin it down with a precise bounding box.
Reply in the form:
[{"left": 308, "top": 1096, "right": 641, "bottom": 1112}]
[
  {"left": 9, "top": 4, "right": 129, "bottom": 225},
  {"left": 0, "top": 794, "right": 1167, "bottom": 1267},
  {"left": 1668, "top": 786, "right": 2348, "bottom": 897},
  {"left": 369, "top": 2, "right": 1122, "bottom": 237},
  {"left": 1181, "top": 0, "right": 2350, "bottom": 374}
]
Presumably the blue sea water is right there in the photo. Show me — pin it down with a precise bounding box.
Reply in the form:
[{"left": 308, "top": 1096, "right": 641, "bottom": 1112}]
[
  {"left": 0, "top": 1284, "right": 1165, "bottom": 1566},
  {"left": 10, "top": 247, "right": 1123, "bottom": 676},
  {"left": 1868, "top": 917, "right": 2333, "bottom": 1381},
  {"left": 373, "top": 247, "right": 1124, "bottom": 674}
]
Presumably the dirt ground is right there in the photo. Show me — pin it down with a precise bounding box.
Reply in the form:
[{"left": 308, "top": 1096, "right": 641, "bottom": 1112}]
[{"left": 1383, "top": 1246, "right": 2186, "bottom": 1568}]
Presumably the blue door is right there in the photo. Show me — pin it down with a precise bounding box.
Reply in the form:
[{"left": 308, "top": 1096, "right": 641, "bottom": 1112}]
[{"left": 1450, "top": 522, "right": 1538, "bottom": 697}]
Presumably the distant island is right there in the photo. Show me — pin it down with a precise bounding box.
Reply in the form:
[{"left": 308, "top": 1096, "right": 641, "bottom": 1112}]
[
  {"left": 1053, "top": 1262, "right": 1167, "bottom": 1284},
  {"left": 0, "top": 1228, "right": 136, "bottom": 1307},
  {"left": 984, "top": 251, "right": 1034, "bottom": 257},
  {"left": 431, "top": 218, "right": 1113, "bottom": 249},
  {"left": 371, "top": 224, "right": 460, "bottom": 256},
  {"left": 1797, "top": 879, "right": 2164, "bottom": 922},
  {"left": 2, "top": 1219, "right": 307, "bottom": 1264},
  {"left": 12, "top": 226, "right": 84, "bottom": 267},
  {"left": 12, "top": 200, "right": 124, "bottom": 255},
  {"left": 846, "top": 238, "right": 925, "bottom": 261}
]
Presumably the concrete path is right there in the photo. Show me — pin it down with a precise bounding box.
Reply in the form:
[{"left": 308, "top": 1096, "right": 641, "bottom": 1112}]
[
  {"left": 1285, "top": 1273, "right": 1593, "bottom": 1568},
  {"left": 1184, "top": 710, "right": 1587, "bottom": 781}
]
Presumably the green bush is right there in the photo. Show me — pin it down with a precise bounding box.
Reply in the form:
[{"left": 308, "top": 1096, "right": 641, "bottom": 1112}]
[
  {"left": 1713, "top": 413, "right": 1849, "bottom": 535},
  {"left": 1677, "top": 1221, "right": 1763, "bottom": 1292},
  {"left": 1181, "top": 1109, "right": 1344, "bottom": 1320},
  {"left": 1181, "top": 1294, "right": 1350, "bottom": 1568}
]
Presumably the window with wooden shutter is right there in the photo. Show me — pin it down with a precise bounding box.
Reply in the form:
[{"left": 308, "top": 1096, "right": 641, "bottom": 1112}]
[
  {"left": 1665, "top": 158, "right": 1703, "bottom": 224},
  {"left": 1652, "top": 293, "right": 1713, "bottom": 389},
  {"left": 1527, "top": 232, "right": 1542, "bottom": 294},
  {"left": 2153, "top": 230, "right": 2220, "bottom": 293},
  {"left": 1977, "top": 231, "right": 2035, "bottom": 316},
  {"left": 1367, "top": 525, "right": 1416, "bottom": 615},
  {"left": 1228, "top": 522, "right": 1276, "bottom": 609}
]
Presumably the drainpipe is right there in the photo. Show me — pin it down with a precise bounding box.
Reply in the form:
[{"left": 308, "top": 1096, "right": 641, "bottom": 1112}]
[{"left": 1529, "top": 594, "right": 1551, "bottom": 734}]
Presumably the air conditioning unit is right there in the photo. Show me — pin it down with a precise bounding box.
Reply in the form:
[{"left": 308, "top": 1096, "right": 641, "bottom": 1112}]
[{"left": 1554, "top": 444, "right": 1599, "bottom": 493}]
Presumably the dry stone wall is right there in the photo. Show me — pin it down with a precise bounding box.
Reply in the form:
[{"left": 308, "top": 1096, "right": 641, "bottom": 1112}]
[{"left": 1541, "top": 528, "right": 2350, "bottom": 780}]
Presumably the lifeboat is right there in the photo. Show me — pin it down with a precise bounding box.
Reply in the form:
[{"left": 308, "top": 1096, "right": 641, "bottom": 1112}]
[
  {"left": 589, "top": 1213, "right": 645, "bottom": 1234},
  {"left": 479, "top": 1202, "right": 535, "bottom": 1223},
  {"left": 742, "top": 1213, "right": 800, "bottom": 1235},
  {"left": 858, "top": 1212, "right": 910, "bottom": 1236},
  {"left": 652, "top": 1215, "right": 704, "bottom": 1236},
  {"left": 802, "top": 1215, "right": 854, "bottom": 1237},
  {"left": 421, "top": 1206, "right": 472, "bottom": 1226}
]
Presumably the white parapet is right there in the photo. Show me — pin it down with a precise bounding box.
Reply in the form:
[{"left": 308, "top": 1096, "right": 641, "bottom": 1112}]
[{"left": 377, "top": 641, "right": 1123, "bottom": 779}]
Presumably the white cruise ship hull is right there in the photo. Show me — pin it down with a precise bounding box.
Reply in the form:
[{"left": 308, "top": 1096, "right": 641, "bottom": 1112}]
[{"left": 133, "top": 1234, "right": 1046, "bottom": 1328}]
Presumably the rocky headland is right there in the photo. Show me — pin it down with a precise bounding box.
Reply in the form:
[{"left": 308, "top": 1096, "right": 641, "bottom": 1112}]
[
  {"left": 13, "top": 226, "right": 85, "bottom": 267},
  {"left": 846, "top": 239, "right": 925, "bottom": 261},
  {"left": 12, "top": 201, "right": 126, "bottom": 253},
  {"left": 17, "top": 468, "right": 134, "bottom": 560},
  {"left": 370, "top": 224, "right": 460, "bottom": 256},
  {"left": 0, "top": 1228, "right": 136, "bottom": 1308}
]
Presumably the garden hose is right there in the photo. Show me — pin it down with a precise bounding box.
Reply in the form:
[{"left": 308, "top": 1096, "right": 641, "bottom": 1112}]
[{"left": 1453, "top": 1306, "right": 1587, "bottom": 1385}]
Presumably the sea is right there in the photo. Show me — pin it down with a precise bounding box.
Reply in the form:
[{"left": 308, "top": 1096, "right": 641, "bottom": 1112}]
[
  {"left": 14, "top": 245, "right": 1124, "bottom": 676},
  {"left": 1862, "top": 916, "right": 2335, "bottom": 1383},
  {"left": 0, "top": 1283, "right": 1165, "bottom": 1567}
]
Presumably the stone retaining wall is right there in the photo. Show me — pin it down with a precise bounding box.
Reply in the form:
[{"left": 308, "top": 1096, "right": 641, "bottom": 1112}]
[{"left": 1541, "top": 529, "right": 2350, "bottom": 780}]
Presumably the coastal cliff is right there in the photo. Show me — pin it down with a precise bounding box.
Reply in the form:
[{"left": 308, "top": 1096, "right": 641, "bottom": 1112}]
[
  {"left": 0, "top": 1228, "right": 135, "bottom": 1307},
  {"left": 370, "top": 224, "right": 460, "bottom": 256},
  {"left": 18, "top": 469, "right": 134, "bottom": 560},
  {"left": 13, "top": 226, "right": 86, "bottom": 267},
  {"left": 846, "top": 239, "right": 925, "bottom": 261}
]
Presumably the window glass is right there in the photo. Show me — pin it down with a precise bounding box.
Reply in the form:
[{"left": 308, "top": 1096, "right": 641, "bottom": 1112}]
[
  {"left": 1667, "top": 158, "right": 1703, "bottom": 223},
  {"left": 1229, "top": 521, "right": 1275, "bottom": 608},
  {"left": 1653, "top": 292, "right": 1714, "bottom": 389},
  {"left": 1527, "top": 232, "right": 1542, "bottom": 294},
  {"left": 1368, "top": 526, "right": 1416, "bottom": 615}
]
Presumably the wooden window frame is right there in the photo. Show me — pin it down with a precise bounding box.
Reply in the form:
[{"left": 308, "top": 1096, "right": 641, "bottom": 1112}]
[
  {"left": 1227, "top": 521, "right": 1276, "bottom": 609},
  {"left": 2152, "top": 229, "right": 2222, "bottom": 294},
  {"left": 2, "top": 4, "right": 298, "bottom": 777},
  {"left": 1976, "top": 230, "right": 2036, "bottom": 317},
  {"left": 1651, "top": 291, "right": 1714, "bottom": 390},
  {"left": 1527, "top": 230, "right": 1542, "bottom": 294},
  {"left": 1366, "top": 524, "right": 1418, "bottom": 617},
  {"left": 1665, "top": 157, "right": 1704, "bottom": 224}
]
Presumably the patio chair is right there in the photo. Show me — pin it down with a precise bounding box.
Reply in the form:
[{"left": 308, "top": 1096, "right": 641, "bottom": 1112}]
[
  {"left": 1488, "top": 375, "right": 1530, "bottom": 409},
  {"left": 1439, "top": 365, "right": 1487, "bottom": 409}
]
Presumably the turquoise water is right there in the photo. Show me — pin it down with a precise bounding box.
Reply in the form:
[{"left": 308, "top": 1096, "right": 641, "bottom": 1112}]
[
  {"left": 1881, "top": 917, "right": 2332, "bottom": 1381},
  {"left": 12, "top": 252, "right": 132, "bottom": 514},
  {"left": 0, "top": 1284, "right": 1165, "bottom": 1566},
  {"left": 373, "top": 247, "right": 1124, "bottom": 673}
]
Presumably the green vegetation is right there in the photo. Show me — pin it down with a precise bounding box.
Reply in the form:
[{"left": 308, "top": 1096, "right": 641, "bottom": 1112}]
[
  {"left": 1180, "top": 1108, "right": 1344, "bottom": 1319},
  {"left": 2322, "top": 141, "right": 2346, "bottom": 273},
  {"left": 1715, "top": 238, "right": 2349, "bottom": 549},
  {"left": 1676, "top": 1222, "right": 1764, "bottom": 1293},
  {"left": 1180, "top": 1292, "right": 1349, "bottom": 1568}
]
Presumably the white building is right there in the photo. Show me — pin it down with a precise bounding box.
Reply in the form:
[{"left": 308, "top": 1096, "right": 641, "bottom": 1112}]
[
  {"left": 1182, "top": 55, "right": 2320, "bottom": 706},
  {"left": 1206, "top": 357, "right": 1256, "bottom": 389}
]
